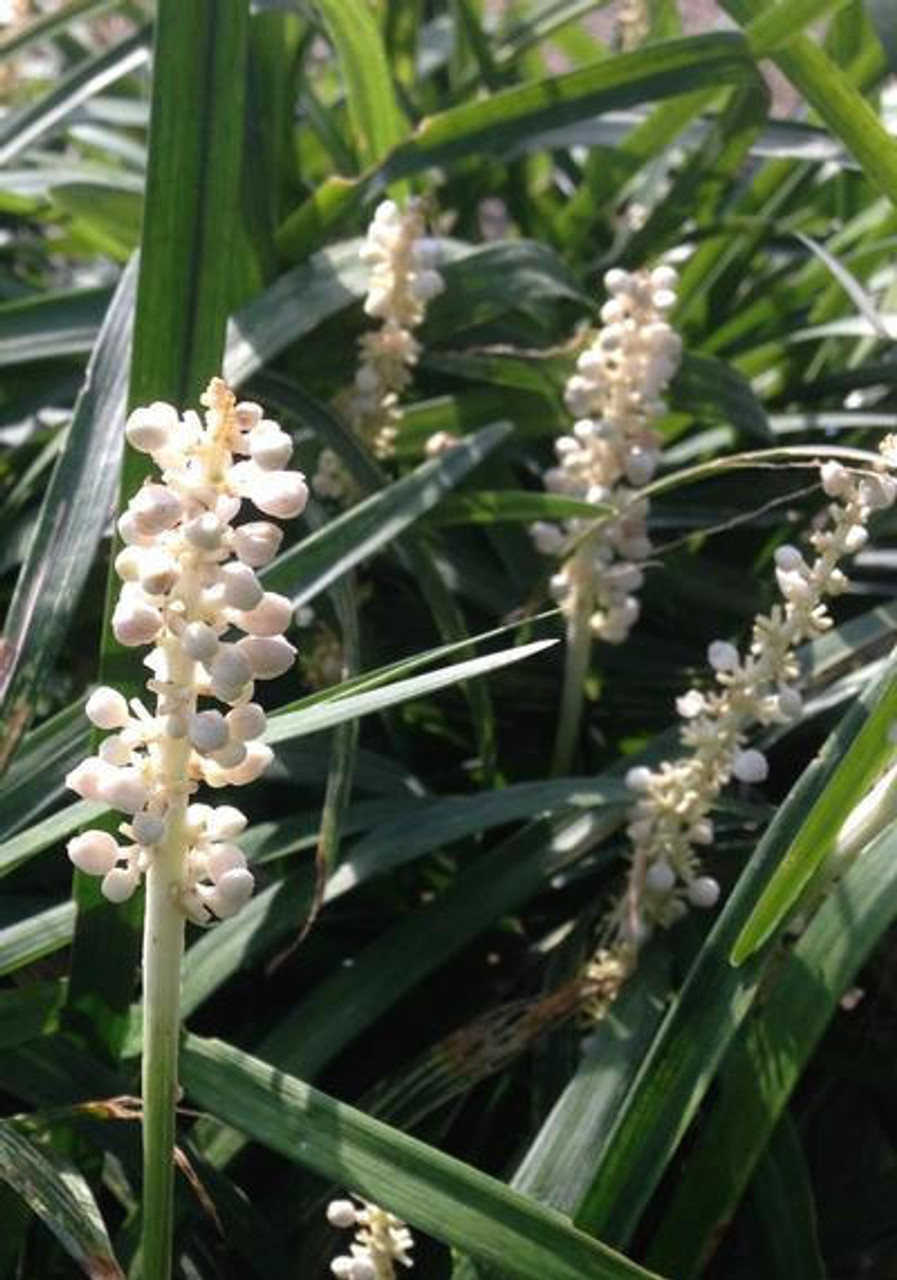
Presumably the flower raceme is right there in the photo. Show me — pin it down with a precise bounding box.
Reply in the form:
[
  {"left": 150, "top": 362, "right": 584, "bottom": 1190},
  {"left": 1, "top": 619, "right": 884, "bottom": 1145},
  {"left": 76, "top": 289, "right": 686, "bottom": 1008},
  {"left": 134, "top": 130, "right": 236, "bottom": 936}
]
[
  {"left": 315, "top": 197, "right": 445, "bottom": 501},
  {"left": 613, "top": 453, "right": 897, "bottom": 951},
  {"left": 532, "top": 264, "right": 682, "bottom": 645},
  {"left": 65, "top": 378, "right": 307, "bottom": 924},
  {"left": 326, "top": 1197, "right": 414, "bottom": 1280}
]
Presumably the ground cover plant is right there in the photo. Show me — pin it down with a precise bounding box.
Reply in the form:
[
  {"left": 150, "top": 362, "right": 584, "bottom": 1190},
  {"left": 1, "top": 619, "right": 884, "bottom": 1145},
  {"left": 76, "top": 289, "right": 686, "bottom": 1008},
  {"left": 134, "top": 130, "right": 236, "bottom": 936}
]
[{"left": 4, "top": 0, "right": 897, "bottom": 1277}]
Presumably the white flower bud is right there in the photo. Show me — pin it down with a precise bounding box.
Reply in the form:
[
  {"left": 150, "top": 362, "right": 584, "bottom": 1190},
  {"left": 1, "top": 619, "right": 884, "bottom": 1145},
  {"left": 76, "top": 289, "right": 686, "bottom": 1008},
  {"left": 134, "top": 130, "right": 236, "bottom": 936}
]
[
  {"left": 208, "top": 805, "right": 248, "bottom": 839},
  {"left": 209, "top": 645, "right": 253, "bottom": 690},
  {"left": 226, "top": 703, "right": 266, "bottom": 742},
  {"left": 687, "top": 876, "right": 720, "bottom": 909},
  {"left": 676, "top": 689, "right": 705, "bottom": 719},
  {"left": 707, "top": 640, "right": 739, "bottom": 673},
  {"left": 86, "top": 686, "right": 130, "bottom": 730},
  {"left": 125, "top": 402, "right": 178, "bottom": 454},
  {"left": 99, "top": 735, "right": 132, "bottom": 767},
  {"left": 531, "top": 522, "right": 566, "bottom": 556},
  {"left": 645, "top": 860, "right": 676, "bottom": 894},
  {"left": 235, "top": 592, "right": 293, "bottom": 637},
  {"left": 101, "top": 866, "right": 139, "bottom": 903},
  {"left": 232, "top": 521, "right": 283, "bottom": 567},
  {"left": 138, "top": 550, "right": 178, "bottom": 596},
  {"left": 237, "top": 635, "right": 296, "bottom": 680},
  {"left": 117, "top": 509, "right": 153, "bottom": 546},
  {"left": 221, "top": 562, "right": 264, "bottom": 611},
  {"left": 733, "top": 748, "right": 768, "bottom": 784},
  {"left": 347, "top": 1260, "right": 376, "bottom": 1280},
  {"left": 206, "top": 842, "right": 247, "bottom": 880},
  {"left": 186, "top": 803, "right": 213, "bottom": 837},
  {"left": 235, "top": 401, "right": 263, "bottom": 431},
  {"left": 98, "top": 766, "right": 149, "bottom": 815},
  {"left": 65, "top": 757, "right": 110, "bottom": 801},
  {"left": 209, "top": 867, "right": 254, "bottom": 917},
  {"left": 67, "top": 830, "right": 120, "bottom": 876},
  {"left": 249, "top": 427, "right": 293, "bottom": 471},
  {"left": 132, "top": 812, "right": 165, "bottom": 846},
  {"left": 844, "top": 524, "right": 868, "bottom": 553},
  {"left": 774, "top": 544, "right": 803, "bottom": 572},
  {"left": 820, "top": 460, "right": 850, "bottom": 497},
  {"left": 184, "top": 512, "right": 224, "bottom": 550},
  {"left": 130, "top": 483, "right": 182, "bottom": 536},
  {"left": 625, "top": 766, "right": 653, "bottom": 793},
  {"left": 189, "top": 710, "right": 229, "bottom": 753},
  {"left": 248, "top": 470, "right": 309, "bottom": 519},
  {"left": 326, "top": 1200, "right": 358, "bottom": 1229},
  {"left": 182, "top": 621, "right": 219, "bottom": 662},
  {"left": 114, "top": 546, "right": 143, "bottom": 581},
  {"left": 331, "top": 1259, "right": 354, "bottom": 1280},
  {"left": 113, "top": 600, "right": 162, "bottom": 647}
]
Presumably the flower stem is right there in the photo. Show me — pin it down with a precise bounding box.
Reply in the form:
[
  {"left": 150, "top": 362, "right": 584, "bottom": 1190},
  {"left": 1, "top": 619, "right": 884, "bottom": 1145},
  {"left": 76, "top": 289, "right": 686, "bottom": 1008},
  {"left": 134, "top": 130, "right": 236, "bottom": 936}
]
[{"left": 552, "top": 566, "right": 594, "bottom": 777}]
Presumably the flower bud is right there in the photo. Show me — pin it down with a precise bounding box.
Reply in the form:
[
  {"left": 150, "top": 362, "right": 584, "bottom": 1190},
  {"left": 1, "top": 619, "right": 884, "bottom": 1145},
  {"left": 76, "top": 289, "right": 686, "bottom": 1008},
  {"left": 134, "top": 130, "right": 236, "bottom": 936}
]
[
  {"left": 208, "top": 806, "right": 248, "bottom": 839},
  {"left": 206, "top": 842, "right": 247, "bottom": 880},
  {"left": 67, "top": 830, "right": 119, "bottom": 876},
  {"left": 125, "top": 402, "right": 178, "bottom": 453},
  {"left": 235, "top": 592, "right": 293, "bottom": 637},
  {"left": 249, "top": 470, "right": 309, "bottom": 519},
  {"left": 99, "top": 767, "right": 149, "bottom": 815},
  {"left": 209, "top": 867, "right": 254, "bottom": 917},
  {"left": 326, "top": 1200, "right": 358, "bottom": 1229},
  {"left": 139, "top": 550, "right": 178, "bottom": 596},
  {"left": 130, "top": 483, "right": 182, "bottom": 536},
  {"left": 237, "top": 635, "right": 296, "bottom": 680},
  {"left": 65, "top": 758, "right": 109, "bottom": 801},
  {"left": 114, "top": 546, "right": 143, "bottom": 581},
  {"left": 212, "top": 740, "right": 247, "bottom": 769},
  {"left": 113, "top": 600, "right": 162, "bottom": 647},
  {"left": 687, "top": 876, "right": 720, "bottom": 909},
  {"left": 733, "top": 748, "right": 768, "bottom": 784},
  {"left": 221, "top": 562, "right": 264, "bottom": 611},
  {"left": 189, "top": 710, "right": 229, "bottom": 754},
  {"left": 184, "top": 512, "right": 224, "bottom": 550},
  {"left": 86, "top": 686, "right": 130, "bottom": 730},
  {"left": 226, "top": 703, "right": 266, "bottom": 742},
  {"left": 231, "top": 521, "right": 283, "bottom": 567},
  {"left": 222, "top": 740, "right": 273, "bottom": 785},
  {"left": 707, "top": 640, "right": 739, "bottom": 673},
  {"left": 209, "top": 644, "right": 253, "bottom": 694},
  {"left": 249, "top": 426, "right": 293, "bottom": 471},
  {"left": 101, "top": 866, "right": 139, "bottom": 903},
  {"left": 99, "top": 735, "right": 132, "bottom": 767},
  {"left": 645, "top": 860, "right": 676, "bottom": 894},
  {"left": 182, "top": 621, "right": 219, "bottom": 662}
]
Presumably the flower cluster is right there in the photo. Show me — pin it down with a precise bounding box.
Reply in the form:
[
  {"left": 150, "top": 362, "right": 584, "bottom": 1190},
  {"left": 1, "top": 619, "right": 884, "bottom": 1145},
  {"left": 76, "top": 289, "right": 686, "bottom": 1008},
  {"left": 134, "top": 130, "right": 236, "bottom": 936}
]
[
  {"left": 611, "top": 453, "right": 896, "bottom": 951},
  {"left": 326, "top": 1197, "right": 414, "bottom": 1280},
  {"left": 532, "top": 265, "right": 681, "bottom": 644},
  {"left": 616, "top": 0, "right": 649, "bottom": 50},
  {"left": 315, "top": 198, "right": 444, "bottom": 501},
  {"left": 65, "top": 378, "right": 307, "bottom": 923}
]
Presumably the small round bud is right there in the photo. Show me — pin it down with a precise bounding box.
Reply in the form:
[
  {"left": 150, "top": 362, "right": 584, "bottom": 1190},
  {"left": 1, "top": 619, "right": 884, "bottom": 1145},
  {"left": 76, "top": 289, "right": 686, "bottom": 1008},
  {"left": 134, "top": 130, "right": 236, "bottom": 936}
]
[
  {"left": 209, "top": 645, "right": 253, "bottom": 693},
  {"left": 101, "top": 866, "right": 139, "bottom": 904},
  {"left": 687, "top": 876, "right": 720, "bottom": 909},
  {"left": 139, "top": 550, "right": 178, "bottom": 596},
  {"left": 774, "top": 544, "right": 803, "bottom": 572},
  {"left": 189, "top": 710, "right": 229, "bottom": 754},
  {"left": 625, "top": 766, "right": 653, "bottom": 793},
  {"left": 99, "top": 766, "right": 149, "bottom": 815},
  {"left": 330, "top": 1260, "right": 353, "bottom": 1280},
  {"left": 326, "top": 1200, "right": 358, "bottom": 1229},
  {"left": 114, "top": 546, "right": 143, "bottom": 582},
  {"left": 249, "top": 427, "right": 293, "bottom": 471},
  {"left": 209, "top": 806, "right": 248, "bottom": 839},
  {"left": 206, "top": 842, "right": 247, "bottom": 880},
  {"left": 65, "top": 757, "right": 109, "bottom": 801},
  {"left": 707, "top": 640, "right": 739, "bottom": 673},
  {"left": 231, "top": 521, "right": 283, "bottom": 568},
  {"left": 184, "top": 512, "right": 224, "bottom": 550},
  {"left": 125, "top": 402, "right": 178, "bottom": 454},
  {"left": 182, "top": 621, "right": 219, "bottom": 662},
  {"left": 99, "top": 735, "right": 132, "bottom": 767},
  {"left": 186, "top": 803, "right": 213, "bottom": 837},
  {"left": 86, "top": 686, "right": 130, "bottom": 730},
  {"left": 67, "top": 830, "right": 119, "bottom": 876},
  {"left": 212, "top": 740, "right": 248, "bottom": 769},
  {"left": 226, "top": 703, "right": 267, "bottom": 742},
  {"left": 113, "top": 600, "right": 162, "bottom": 647},
  {"left": 249, "top": 470, "right": 309, "bottom": 519},
  {"left": 645, "top": 860, "right": 676, "bottom": 894},
  {"left": 347, "top": 1260, "right": 376, "bottom": 1280},
  {"left": 820, "top": 460, "right": 850, "bottom": 497},
  {"left": 132, "top": 812, "right": 165, "bottom": 846},
  {"left": 733, "top": 748, "right": 769, "bottom": 784},
  {"left": 221, "top": 563, "right": 264, "bottom": 611},
  {"left": 130, "top": 483, "right": 182, "bottom": 536},
  {"left": 236, "top": 592, "right": 293, "bottom": 637},
  {"left": 237, "top": 635, "right": 297, "bottom": 680},
  {"left": 209, "top": 867, "right": 255, "bottom": 917}
]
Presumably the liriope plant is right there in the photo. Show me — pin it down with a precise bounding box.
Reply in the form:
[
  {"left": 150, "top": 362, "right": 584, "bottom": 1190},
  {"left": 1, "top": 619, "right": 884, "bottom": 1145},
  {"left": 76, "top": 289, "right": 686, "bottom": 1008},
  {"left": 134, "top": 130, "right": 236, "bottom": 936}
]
[{"left": 64, "top": 377, "right": 308, "bottom": 1277}]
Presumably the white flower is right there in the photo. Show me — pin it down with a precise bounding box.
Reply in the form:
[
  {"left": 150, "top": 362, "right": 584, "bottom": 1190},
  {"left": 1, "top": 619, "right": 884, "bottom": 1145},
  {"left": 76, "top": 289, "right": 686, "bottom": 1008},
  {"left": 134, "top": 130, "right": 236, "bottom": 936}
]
[
  {"left": 327, "top": 1197, "right": 415, "bottom": 1279},
  {"left": 64, "top": 379, "right": 307, "bottom": 924}
]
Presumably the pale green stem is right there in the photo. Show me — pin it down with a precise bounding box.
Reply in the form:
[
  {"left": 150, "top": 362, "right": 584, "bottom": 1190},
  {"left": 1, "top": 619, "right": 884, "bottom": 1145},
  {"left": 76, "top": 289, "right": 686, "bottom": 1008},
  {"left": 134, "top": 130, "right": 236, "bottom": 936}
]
[
  {"left": 141, "top": 600, "right": 196, "bottom": 1280},
  {"left": 551, "top": 551, "right": 594, "bottom": 777}
]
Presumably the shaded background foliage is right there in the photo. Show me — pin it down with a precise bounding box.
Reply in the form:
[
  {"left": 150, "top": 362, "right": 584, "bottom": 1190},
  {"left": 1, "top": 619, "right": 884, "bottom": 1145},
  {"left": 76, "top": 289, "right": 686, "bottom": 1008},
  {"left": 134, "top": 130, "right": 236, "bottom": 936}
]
[{"left": 2, "top": 1, "right": 897, "bottom": 1277}]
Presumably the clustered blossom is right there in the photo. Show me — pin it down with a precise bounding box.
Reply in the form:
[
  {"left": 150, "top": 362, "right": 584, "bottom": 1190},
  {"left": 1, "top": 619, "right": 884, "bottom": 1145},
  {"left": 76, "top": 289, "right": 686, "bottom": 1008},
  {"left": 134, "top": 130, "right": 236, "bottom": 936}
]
[
  {"left": 532, "top": 265, "right": 681, "bottom": 644},
  {"left": 616, "top": 0, "right": 649, "bottom": 49},
  {"left": 65, "top": 379, "right": 307, "bottom": 923},
  {"left": 326, "top": 1197, "right": 414, "bottom": 1280},
  {"left": 315, "top": 198, "right": 444, "bottom": 501},
  {"left": 609, "top": 451, "right": 896, "bottom": 954}
]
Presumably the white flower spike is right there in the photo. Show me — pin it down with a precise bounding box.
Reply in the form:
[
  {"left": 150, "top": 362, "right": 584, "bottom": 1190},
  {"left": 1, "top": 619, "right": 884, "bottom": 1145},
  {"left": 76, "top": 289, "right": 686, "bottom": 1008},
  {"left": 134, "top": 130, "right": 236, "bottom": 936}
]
[
  {"left": 533, "top": 264, "right": 682, "bottom": 646},
  {"left": 65, "top": 378, "right": 307, "bottom": 923}
]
